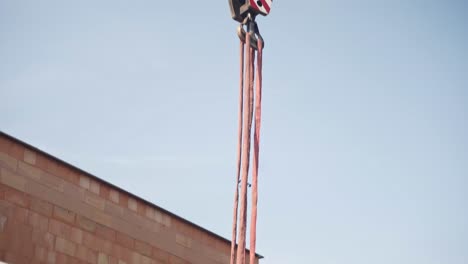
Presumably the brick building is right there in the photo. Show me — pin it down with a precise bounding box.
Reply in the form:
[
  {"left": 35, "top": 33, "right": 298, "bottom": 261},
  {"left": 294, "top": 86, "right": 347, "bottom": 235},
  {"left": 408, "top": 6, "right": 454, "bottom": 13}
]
[{"left": 0, "top": 132, "right": 262, "bottom": 264}]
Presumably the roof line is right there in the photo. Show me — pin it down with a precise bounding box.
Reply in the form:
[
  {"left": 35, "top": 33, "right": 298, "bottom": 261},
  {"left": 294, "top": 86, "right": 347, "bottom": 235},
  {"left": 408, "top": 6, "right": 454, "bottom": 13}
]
[{"left": 0, "top": 131, "right": 263, "bottom": 259}]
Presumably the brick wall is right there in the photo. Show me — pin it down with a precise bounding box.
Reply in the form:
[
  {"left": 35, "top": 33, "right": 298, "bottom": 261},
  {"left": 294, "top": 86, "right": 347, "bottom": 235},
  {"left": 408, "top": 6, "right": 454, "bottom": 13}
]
[{"left": 0, "top": 133, "right": 261, "bottom": 264}]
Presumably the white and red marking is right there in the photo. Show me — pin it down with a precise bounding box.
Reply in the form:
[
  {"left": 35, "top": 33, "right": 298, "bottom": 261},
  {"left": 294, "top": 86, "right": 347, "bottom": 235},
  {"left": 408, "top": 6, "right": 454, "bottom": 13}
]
[{"left": 250, "top": 0, "right": 272, "bottom": 15}]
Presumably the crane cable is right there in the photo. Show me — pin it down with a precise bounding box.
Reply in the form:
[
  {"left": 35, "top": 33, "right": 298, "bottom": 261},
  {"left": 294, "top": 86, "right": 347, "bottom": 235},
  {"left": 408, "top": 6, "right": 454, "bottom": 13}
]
[{"left": 230, "top": 20, "right": 264, "bottom": 264}]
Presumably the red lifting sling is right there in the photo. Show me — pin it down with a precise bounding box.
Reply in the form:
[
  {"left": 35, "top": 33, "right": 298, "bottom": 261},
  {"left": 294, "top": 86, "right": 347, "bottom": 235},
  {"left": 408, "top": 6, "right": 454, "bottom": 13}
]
[{"left": 228, "top": 9, "right": 267, "bottom": 263}]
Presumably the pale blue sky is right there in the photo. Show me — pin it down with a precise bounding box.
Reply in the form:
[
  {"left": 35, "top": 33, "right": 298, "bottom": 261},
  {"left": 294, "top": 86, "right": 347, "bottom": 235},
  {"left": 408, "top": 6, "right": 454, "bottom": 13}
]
[{"left": 1, "top": 1, "right": 467, "bottom": 263}]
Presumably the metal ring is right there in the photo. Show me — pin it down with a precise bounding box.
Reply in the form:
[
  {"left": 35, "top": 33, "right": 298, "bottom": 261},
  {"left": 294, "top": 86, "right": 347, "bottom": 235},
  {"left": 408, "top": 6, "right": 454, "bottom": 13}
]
[{"left": 237, "top": 25, "right": 259, "bottom": 50}]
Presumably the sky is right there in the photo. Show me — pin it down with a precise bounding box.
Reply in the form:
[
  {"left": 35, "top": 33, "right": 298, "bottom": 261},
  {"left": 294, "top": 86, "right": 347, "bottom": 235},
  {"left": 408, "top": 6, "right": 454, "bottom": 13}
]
[{"left": 1, "top": 1, "right": 467, "bottom": 263}]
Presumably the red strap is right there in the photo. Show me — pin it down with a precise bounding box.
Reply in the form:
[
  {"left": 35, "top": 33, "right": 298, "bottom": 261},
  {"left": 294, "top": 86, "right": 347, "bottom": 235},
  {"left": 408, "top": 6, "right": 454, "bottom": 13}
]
[
  {"left": 231, "top": 31, "right": 264, "bottom": 264},
  {"left": 230, "top": 39, "right": 245, "bottom": 264},
  {"left": 249, "top": 38, "right": 263, "bottom": 264},
  {"left": 235, "top": 31, "right": 254, "bottom": 264}
]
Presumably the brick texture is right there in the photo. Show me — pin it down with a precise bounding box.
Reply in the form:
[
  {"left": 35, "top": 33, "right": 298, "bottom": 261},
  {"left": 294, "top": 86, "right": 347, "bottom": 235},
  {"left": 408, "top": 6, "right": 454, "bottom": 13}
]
[
  {"left": 135, "top": 240, "right": 152, "bottom": 257},
  {"left": 24, "top": 149, "right": 37, "bottom": 165},
  {"left": 76, "top": 215, "right": 97, "bottom": 232},
  {"left": 53, "top": 205, "right": 76, "bottom": 224},
  {"left": 0, "top": 134, "right": 262, "bottom": 264},
  {"left": 0, "top": 152, "right": 17, "bottom": 172},
  {"left": 30, "top": 198, "right": 53, "bottom": 217},
  {"left": 55, "top": 237, "right": 76, "bottom": 256},
  {"left": 29, "top": 211, "right": 49, "bottom": 231}
]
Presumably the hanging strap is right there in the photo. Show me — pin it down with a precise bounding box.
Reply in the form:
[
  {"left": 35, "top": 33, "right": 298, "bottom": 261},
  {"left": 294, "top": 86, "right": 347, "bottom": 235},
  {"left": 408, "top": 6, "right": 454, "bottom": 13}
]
[
  {"left": 249, "top": 37, "right": 263, "bottom": 264},
  {"left": 230, "top": 38, "right": 245, "bottom": 264},
  {"left": 235, "top": 27, "right": 254, "bottom": 264},
  {"left": 230, "top": 19, "right": 264, "bottom": 264}
]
